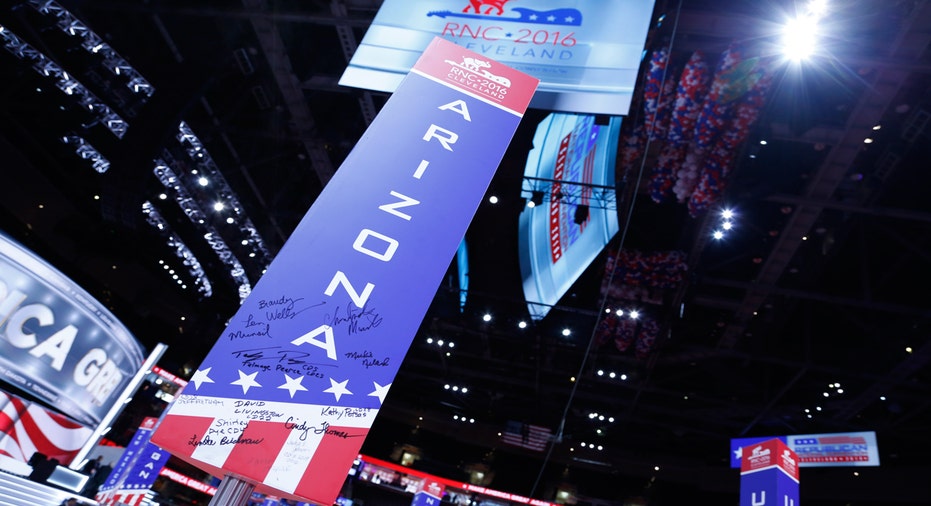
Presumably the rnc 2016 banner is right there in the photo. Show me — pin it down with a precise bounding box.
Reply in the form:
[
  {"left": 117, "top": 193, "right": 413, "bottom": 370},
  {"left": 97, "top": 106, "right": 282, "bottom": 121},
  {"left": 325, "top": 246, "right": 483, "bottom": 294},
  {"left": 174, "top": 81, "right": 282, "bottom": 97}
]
[
  {"left": 151, "top": 37, "right": 538, "bottom": 505},
  {"left": 339, "top": 0, "right": 654, "bottom": 115},
  {"left": 0, "top": 232, "right": 146, "bottom": 426},
  {"left": 519, "top": 112, "right": 621, "bottom": 319}
]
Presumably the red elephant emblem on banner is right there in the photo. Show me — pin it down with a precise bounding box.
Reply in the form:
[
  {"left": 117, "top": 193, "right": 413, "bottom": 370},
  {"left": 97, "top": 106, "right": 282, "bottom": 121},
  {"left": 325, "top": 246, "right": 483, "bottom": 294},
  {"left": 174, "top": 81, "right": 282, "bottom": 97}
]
[{"left": 463, "top": 0, "right": 513, "bottom": 15}]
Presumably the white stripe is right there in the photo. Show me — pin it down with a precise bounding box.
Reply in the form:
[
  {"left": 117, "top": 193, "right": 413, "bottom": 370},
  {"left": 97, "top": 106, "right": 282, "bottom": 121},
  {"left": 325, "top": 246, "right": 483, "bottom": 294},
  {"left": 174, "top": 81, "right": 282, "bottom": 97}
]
[
  {"left": 189, "top": 417, "right": 237, "bottom": 468},
  {"left": 410, "top": 68, "right": 525, "bottom": 118},
  {"left": 0, "top": 433, "right": 25, "bottom": 461},
  {"left": 262, "top": 425, "right": 325, "bottom": 493},
  {"left": 25, "top": 405, "right": 90, "bottom": 451},
  {"left": 170, "top": 395, "right": 378, "bottom": 429},
  {"left": 10, "top": 420, "right": 37, "bottom": 462}
]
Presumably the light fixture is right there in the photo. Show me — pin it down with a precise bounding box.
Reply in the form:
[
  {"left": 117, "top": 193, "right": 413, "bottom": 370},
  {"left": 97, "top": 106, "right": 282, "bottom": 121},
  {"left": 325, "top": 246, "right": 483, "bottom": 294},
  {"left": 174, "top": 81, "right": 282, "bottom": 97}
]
[
  {"left": 488, "top": 195, "right": 499, "bottom": 204},
  {"left": 529, "top": 190, "right": 544, "bottom": 207},
  {"left": 573, "top": 204, "right": 589, "bottom": 225},
  {"left": 781, "top": 15, "right": 819, "bottom": 61}
]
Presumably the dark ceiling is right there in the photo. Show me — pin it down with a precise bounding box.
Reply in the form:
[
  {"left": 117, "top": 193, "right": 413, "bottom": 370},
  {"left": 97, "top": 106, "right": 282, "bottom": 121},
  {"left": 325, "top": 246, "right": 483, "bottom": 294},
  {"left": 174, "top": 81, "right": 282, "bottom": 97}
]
[{"left": 1, "top": 0, "right": 930, "bottom": 505}]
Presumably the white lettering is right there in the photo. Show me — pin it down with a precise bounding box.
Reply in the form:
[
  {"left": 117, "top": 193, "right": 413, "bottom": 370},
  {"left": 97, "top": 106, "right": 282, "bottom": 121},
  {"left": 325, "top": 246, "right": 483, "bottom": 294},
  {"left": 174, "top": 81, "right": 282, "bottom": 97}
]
[
  {"left": 324, "top": 270, "right": 373, "bottom": 308},
  {"left": 0, "top": 285, "right": 27, "bottom": 329},
  {"left": 423, "top": 124, "right": 458, "bottom": 151},
  {"left": 752, "top": 491, "right": 766, "bottom": 506},
  {"left": 86, "top": 358, "right": 121, "bottom": 404},
  {"left": 785, "top": 496, "right": 794, "bottom": 506},
  {"left": 291, "top": 324, "right": 337, "bottom": 360},
  {"left": 353, "top": 229, "right": 399, "bottom": 262},
  {"left": 378, "top": 191, "right": 419, "bottom": 221},
  {"left": 412, "top": 160, "right": 430, "bottom": 179},
  {"left": 28, "top": 324, "right": 77, "bottom": 371},
  {"left": 6, "top": 303, "right": 52, "bottom": 348},
  {"left": 438, "top": 99, "right": 472, "bottom": 122},
  {"left": 74, "top": 348, "right": 107, "bottom": 386}
]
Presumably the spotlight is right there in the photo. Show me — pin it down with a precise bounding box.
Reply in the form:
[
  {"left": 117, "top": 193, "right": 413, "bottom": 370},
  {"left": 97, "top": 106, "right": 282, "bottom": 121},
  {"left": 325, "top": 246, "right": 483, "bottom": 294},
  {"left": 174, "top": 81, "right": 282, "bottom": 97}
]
[
  {"left": 573, "top": 204, "right": 589, "bottom": 224},
  {"left": 529, "top": 190, "right": 544, "bottom": 207}
]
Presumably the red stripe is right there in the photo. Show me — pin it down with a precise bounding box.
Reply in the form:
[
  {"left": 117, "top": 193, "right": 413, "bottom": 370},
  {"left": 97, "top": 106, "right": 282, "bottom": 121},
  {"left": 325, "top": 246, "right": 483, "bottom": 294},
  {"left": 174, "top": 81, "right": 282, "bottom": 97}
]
[
  {"left": 294, "top": 426, "right": 369, "bottom": 504},
  {"left": 17, "top": 407, "right": 77, "bottom": 463},
  {"left": 151, "top": 414, "right": 216, "bottom": 459},
  {"left": 222, "top": 420, "right": 293, "bottom": 480}
]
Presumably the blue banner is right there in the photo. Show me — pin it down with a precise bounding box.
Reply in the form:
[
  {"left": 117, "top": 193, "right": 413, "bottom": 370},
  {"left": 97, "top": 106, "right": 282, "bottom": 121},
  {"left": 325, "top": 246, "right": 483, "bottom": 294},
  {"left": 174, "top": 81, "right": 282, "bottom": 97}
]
[
  {"left": 99, "top": 417, "right": 159, "bottom": 493},
  {"left": 739, "top": 438, "right": 799, "bottom": 506},
  {"left": 151, "top": 37, "right": 538, "bottom": 505}
]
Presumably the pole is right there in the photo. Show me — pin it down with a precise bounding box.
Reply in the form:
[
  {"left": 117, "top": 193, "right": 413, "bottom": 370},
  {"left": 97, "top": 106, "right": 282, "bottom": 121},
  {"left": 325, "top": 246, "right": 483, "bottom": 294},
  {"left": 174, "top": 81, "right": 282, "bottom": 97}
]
[
  {"left": 209, "top": 475, "right": 256, "bottom": 506},
  {"left": 70, "top": 343, "right": 168, "bottom": 469}
]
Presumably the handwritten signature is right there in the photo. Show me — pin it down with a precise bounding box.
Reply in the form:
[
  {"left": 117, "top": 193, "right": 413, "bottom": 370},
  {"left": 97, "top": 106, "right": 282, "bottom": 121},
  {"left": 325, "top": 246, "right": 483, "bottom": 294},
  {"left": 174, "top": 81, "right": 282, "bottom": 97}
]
[
  {"left": 285, "top": 417, "right": 364, "bottom": 441},
  {"left": 324, "top": 304, "right": 384, "bottom": 335},
  {"left": 231, "top": 347, "right": 328, "bottom": 377}
]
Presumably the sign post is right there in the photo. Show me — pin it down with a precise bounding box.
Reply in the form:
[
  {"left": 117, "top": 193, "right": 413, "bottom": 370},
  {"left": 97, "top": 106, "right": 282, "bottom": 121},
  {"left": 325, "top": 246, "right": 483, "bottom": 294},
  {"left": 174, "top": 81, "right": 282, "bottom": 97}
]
[
  {"left": 739, "top": 438, "right": 800, "bottom": 506},
  {"left": 150, "top": 37, "right": 538, "bottom": 505}
]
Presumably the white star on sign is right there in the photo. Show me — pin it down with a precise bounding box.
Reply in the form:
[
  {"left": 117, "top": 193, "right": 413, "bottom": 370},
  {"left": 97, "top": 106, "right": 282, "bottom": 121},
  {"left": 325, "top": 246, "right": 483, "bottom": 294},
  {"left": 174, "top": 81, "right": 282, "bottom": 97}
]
[
  {"left": 368, "top": 381, "right": 391, "bottom": 404},
  {"left": 734, "top": 446, "right": 743, "bottom": 460},
  {"left": 189, "top": 367, "right": 215, "bottom": 390},
  {"left": 278, "top": 374, "right": 308, "bottom": 399},
  {"left": 323, "top": 378, "right": 353, "bottom": 402},
  {"left": 231, "top": 370, "right": 262, "bottom": 394}
]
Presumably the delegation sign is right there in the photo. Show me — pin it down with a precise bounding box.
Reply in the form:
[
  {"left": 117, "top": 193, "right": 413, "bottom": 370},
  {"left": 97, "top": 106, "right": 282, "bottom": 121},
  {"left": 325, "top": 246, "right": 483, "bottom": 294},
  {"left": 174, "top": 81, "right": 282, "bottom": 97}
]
[{"left": 151, "top": 37, "right": 538, "bottom": 504}]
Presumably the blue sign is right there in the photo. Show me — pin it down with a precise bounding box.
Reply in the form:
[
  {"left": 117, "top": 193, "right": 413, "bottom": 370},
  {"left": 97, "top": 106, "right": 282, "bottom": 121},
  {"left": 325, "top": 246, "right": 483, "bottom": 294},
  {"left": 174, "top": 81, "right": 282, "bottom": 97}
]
[
  {"left": 152, "top": 37, "right": 538, "bottom": 505},
  {"left": 121, "top": 442, "right": 171, "bottom": 490},
  {"left": 740, "top": 467, "right": 800, "bottom": 506},
  {"left": 739, "top": 438, "right": 799, "bottom": 506},
  {"left": 412, "top": 491, "right": 443, "bottom": 506},
  {"left": 100, "top": 418, "right": 159, "bottom": 492}
]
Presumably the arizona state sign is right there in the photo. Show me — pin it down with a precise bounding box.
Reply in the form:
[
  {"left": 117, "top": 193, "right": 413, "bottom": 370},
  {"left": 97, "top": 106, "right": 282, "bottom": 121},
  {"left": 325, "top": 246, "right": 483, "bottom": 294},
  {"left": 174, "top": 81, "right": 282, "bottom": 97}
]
[{"left": 151, "top": 38, "right": 538, "bottom": 505}]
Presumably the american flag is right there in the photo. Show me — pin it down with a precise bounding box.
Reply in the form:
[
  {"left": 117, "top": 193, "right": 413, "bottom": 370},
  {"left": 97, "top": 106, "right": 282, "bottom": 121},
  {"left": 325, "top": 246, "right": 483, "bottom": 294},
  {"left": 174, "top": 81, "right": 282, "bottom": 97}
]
[
  {"left": 0, "top": 389, "right": 91, "bottom": 465},
  {"left": 500, "top": 421, "right": 551, "bottom": 452}
]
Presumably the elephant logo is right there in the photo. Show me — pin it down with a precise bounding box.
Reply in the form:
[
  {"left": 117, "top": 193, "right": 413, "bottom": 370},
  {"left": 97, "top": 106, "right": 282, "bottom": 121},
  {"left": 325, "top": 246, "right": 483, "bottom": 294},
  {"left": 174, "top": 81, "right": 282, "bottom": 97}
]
[{"left": 463, "top": 0, "right": 514, "bottom": 15}]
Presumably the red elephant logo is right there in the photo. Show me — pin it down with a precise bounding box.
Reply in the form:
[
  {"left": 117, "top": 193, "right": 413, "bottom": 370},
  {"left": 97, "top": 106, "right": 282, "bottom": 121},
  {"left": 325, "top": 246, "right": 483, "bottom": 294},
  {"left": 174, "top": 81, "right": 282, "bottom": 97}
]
[{"left": 463, "top": 0, "right": 514, "bottom": 15}]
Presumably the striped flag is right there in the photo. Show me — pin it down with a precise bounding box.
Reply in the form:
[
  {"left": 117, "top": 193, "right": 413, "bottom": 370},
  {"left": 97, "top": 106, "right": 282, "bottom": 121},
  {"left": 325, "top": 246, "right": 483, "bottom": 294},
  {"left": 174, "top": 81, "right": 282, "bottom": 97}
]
[
  {"left": 0, "top": 389, "right": 91, "bottom": 465},
  {"left": 501, "top": 421, "right": 551, "bottom": 452}
]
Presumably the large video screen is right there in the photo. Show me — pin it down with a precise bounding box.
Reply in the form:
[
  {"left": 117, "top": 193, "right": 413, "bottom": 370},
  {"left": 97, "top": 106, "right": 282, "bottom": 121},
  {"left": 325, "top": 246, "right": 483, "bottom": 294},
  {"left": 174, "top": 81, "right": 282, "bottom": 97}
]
[
  {"left": 339, "top": 0, "right": 655, "bottom": 115},
  {"left": 518, "top": 112, "right": 621, "bottom": 319}
]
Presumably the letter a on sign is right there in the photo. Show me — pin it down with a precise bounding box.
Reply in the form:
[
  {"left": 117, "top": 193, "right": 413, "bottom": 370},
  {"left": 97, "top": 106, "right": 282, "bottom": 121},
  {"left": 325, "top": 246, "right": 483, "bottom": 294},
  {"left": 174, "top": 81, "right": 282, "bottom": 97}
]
[{"left": 150, "top": 37, "right": 538, "bottom": 505}]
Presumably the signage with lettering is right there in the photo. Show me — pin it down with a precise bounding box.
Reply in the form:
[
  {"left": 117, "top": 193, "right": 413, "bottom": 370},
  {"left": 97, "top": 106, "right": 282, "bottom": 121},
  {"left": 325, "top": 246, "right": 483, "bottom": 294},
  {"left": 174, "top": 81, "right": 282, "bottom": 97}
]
[
  {"left": 731, "top": 431, "right": 880, "bottom": 468},
  {"left": 0, "top": 232, "right": 146, "bottom": 426},
  {"left": 739, "top": 438, "right": 799, "bottom": 506},
  {"left": 339, "top": 0, "right": 655, "bottom": 115},
  {"left": 150, "top": 37, "right": 538, "bottom": 505}
]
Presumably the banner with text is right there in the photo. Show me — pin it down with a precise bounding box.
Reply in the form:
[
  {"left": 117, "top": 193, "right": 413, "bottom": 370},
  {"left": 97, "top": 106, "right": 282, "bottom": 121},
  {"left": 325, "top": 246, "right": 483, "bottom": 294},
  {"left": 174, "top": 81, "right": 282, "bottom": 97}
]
[
  {"left": 151, "top": 37, "right": 538, "bottom": 505},
  {"left": 731, "top": 431, "right": 880, "bottom": 468},
  {"left": 0, "top": 232, "right": 146, "bottom": 426},
  {"left": 339, "top": 0, "right": 654, "bottom": 115}
]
